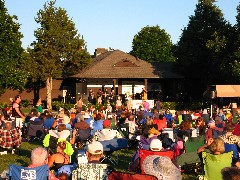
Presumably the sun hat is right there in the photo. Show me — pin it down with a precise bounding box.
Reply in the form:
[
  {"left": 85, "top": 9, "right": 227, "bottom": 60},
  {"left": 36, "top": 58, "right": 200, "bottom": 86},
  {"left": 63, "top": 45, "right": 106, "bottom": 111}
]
[
  {"left": 83, "top": 112, "right": 90, "bottom": 119},
  {"left": 103, "top": 120, "right": 111, "bottom": 128},
  {"left": 150, "top": 139, "right": 162, "bottom": 151},
  {"left": 87, "top": 141, "right": 103, "bottom": 155},
  {"left": 142, "top": 155, "right": 182, "bottom": 180}
]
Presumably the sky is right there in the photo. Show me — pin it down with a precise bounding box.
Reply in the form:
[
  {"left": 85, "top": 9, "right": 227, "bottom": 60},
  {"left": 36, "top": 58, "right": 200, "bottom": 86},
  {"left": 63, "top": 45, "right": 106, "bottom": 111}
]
[{"left": 4, "top": 0, "right": 240, "bottom": 55}]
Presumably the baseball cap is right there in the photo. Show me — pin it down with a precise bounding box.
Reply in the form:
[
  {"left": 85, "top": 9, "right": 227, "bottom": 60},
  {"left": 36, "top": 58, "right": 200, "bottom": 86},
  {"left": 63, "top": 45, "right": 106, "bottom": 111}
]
[
  {"left": 103, "top": 120, "right": 111, "bottom": 128},
  {"left": 87, "top": 141, "right": 103, "bottom": 155},
  {"left": 150, "top": 139, "right": 162, "bottom": 151}
]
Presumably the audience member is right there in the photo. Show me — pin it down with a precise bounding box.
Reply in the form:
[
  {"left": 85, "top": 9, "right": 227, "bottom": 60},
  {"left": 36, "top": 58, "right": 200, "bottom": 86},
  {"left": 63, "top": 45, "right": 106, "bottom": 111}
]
[{"left": 28, "top": 147, "right": 58, "bottom": 180}]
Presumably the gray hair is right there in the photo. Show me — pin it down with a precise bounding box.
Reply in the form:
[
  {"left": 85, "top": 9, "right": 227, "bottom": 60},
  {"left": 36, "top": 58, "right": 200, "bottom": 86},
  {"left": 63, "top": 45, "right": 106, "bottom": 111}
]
[
  {"left": 77, "top": 115, "right": 84, "bottom": 122},
  {"left": 31, "top": 147, "right": 48, "bottom": 165}
]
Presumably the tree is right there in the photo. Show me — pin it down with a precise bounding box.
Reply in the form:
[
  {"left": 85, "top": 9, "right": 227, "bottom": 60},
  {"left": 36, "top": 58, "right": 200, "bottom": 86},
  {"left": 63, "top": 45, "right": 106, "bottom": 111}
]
[
  {"left": 29, "top": 0, "right": 91, "bottom": 110},
  {"left": 130, "top": 25, "right": 175, "bottom": 62},
  {"left": 0, "top": 0, "right": 29, "bottom": 94},
  {"left": 231, "top": 3, "right": 240, "bottom": 83},
  {"left": 175, "top": 0, "right": 234, "bottom": 97}
]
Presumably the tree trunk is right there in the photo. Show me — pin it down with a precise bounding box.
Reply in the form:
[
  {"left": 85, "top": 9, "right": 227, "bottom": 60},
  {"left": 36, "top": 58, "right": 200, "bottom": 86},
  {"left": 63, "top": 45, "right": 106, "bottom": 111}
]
[
  {"left": 33, "top": 79, "right": 40, "bottom": 106},
  {"left": 46, "top": 77, "right": 52, "bottom": 111}
]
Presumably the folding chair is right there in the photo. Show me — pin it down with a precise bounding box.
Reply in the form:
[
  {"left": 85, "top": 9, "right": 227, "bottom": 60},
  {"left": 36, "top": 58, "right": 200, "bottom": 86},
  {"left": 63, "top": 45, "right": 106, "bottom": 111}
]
[
  {"left": 9, "top": 164, "right": 48, "bottom": 180},
  {"left": 108, "top": 171, "right": 158, "bottom": 180},
  {"left": 72, "top": 163, "right": 110, "bottom": 180},
  {"left": 75, "top": 128, "right": 92, "bottom": 148},
  {"left": 27, "top": 120, "right": 44, "bottom": 141},
  {"left": 139, "top": 149, "right": 174, "bottom": 174},
  {"left": 99, "top": 138, "right": 129, "bottom": 166}
]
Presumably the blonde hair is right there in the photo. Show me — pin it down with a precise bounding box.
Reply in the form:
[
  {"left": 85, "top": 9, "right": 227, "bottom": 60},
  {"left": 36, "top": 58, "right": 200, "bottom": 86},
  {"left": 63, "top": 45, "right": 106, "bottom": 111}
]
[{"left": 209, "top": 138, "right": 225, "bottom": 154}]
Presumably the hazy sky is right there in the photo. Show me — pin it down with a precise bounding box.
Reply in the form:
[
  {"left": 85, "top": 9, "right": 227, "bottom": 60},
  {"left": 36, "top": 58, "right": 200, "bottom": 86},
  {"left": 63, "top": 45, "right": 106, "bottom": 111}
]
[{"left": 5, "top": 0, "right": 239, "bottom": 55}]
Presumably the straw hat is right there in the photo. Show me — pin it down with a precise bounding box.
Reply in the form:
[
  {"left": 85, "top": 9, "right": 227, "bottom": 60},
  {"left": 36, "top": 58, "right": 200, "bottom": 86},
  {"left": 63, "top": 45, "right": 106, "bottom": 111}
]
[{"left": 142, "top": 155, "right": 182, "bottom": 180}]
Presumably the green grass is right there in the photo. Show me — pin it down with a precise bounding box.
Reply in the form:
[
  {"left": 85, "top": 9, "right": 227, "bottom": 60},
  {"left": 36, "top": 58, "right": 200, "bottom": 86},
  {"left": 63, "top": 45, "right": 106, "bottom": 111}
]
[
  {"left": 0, "top": 141, "right": 42, "bottom": 173},
  {"left": 0, "top": 142, "right": 198, "bottom": 180}
]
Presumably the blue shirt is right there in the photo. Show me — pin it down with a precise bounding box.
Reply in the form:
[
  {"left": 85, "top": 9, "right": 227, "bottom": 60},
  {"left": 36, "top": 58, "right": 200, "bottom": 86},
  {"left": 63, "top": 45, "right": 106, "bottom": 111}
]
[
  {"left": 91, "top": 120, "right": 104, "bottom": 135},
  {"left": 44, "top": 117, "right": 54, "bottom": 129}
]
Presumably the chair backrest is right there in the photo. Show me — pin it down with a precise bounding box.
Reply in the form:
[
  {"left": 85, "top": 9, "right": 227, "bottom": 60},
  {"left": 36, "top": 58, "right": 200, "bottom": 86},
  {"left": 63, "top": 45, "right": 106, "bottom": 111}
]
[
  {"left": 27, "top": 121, "right": 44, "bottom": 137},
  {"left": 72, "top": 163, "right": 109, "bottom": 180},
  {"left": 108, "top": 171, "right": 158, "bottom": 180},
  {"left": 184, "top": 135, "right": 205, "bottom": 153},
  {"left": 139, "top": 149, "right": 174, "bottom": 174},
  {"left": 224, "top": 143, "right": 239, "bottom": 159},
  {"left": 202, "top": 151, "right": 233, "bottom": 180},
  {"left": 77, "top": 128, "right": 91, "bottom": 142},
  {"left": 9, "top": 164, "right": 48, "bottom": 180},
  {"left": 118, "top": 123, "right": 130, "bottom": 139}
]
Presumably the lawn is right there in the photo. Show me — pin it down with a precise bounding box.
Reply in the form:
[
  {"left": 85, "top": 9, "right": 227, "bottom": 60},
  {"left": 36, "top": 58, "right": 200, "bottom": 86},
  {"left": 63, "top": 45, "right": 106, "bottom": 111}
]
[{"left": 0, "top": 141, "right": 198, "bottom": 180}]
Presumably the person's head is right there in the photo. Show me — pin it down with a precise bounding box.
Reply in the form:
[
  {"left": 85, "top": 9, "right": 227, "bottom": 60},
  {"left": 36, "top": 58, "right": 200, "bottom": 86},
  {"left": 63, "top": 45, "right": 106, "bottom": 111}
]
[
  {"left": 129, "top": 115, "right": 134, "bottom": 122},
  {"left": 77, "top": 114, "right": 84, "bottom": 122},
  {"left": 221, "top": 167, "right": 240, "bottom": 180},
  {"left": 57, "top": 141, "right": 67, "bottom": 152},
  {"left": 58, "top": 124, "right": 67, "bottom": 132},
  {"left": 209, "top": 137, "right": 225, "bottom": 154},
  {"left": 142, "top": 155, "right": 182, "bottom": 179},
  {"left": 58, "top": 172, "right": 69, "bottom": 180},
  {"left": 31, "top": 109, "right": 38, "bottom": 117},
  {"left": 86, "top": 141, "right": 103, "bottom": 160},
  {"left": 31, "top": 147, "right": 48, "bottom": 165},
  {"left": 150, "top": 139, "right": 162, "bottom": 151},
  {"left": 103, "top": 120, "right": 111, "bottom": 129},
  {"left": 146, "top": 117, "right": 153, "bottom": 125},
  {"left": 14, "top": 95, "right": 21, "bottom": 103},
  {"left": 159, "top": 114, "right": 164, "bottom": 120},
  {"left": 225, "top": 122, "right": 235, "bottom": 133},
  {"left": 180, "top": 120, "right": 192, "bottom": 131},
  {"left": 39, "top": 113, "right": 46, "bottom": 121},
  {"left": 4, "top": 122, "right": 12, "bottom": 130},
  {"left": 94, "top": 113, "right": 102, "bottom": 121}
]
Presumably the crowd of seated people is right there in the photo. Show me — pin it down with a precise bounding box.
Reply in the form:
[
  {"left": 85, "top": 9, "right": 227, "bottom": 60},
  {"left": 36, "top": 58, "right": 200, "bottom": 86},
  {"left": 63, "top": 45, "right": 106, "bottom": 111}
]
[{"left": 3, "top": 101, "right": 240, "bottom": 179}]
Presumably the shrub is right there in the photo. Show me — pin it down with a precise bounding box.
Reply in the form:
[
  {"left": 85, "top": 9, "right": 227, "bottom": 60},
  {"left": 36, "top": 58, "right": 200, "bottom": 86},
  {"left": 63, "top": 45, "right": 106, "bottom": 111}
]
[{"left": 20, "top": 99, "right": 30, "bottom": 108}]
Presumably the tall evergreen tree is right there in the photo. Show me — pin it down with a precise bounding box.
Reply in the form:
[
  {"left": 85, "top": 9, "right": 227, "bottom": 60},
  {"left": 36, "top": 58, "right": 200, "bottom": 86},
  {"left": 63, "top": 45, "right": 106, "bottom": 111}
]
[
  {"left": 29, "top": 0, "right": 91, "bottom": 110},
  {"left": 175, "top": 0, "right": 234, "bottom": 97},
  {"left": 130, "top": 25, "right": 175, "bottom": 62},
  {"left": 0, "top": 0, "right": 29, "bottom": 93}
]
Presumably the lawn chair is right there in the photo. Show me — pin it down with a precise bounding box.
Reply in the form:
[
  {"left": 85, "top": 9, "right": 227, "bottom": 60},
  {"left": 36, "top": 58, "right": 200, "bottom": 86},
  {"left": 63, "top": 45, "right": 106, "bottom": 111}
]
[
  {"left": 99, "top": 138, "right": 129, "bottom": 166},
  {"left": 27, "top": 120, "right": 44, "bottom": 141},
  {"left": 139, "top": 149, "right": 174, "bottom": 174},
  {"left": 72, "top": 163, "right": 110, "bottom": 180},
  {"left": 108, "top": 171, "right": 158, "bottom": 180},
  {"left": 75, "top": 128, "right": 92, "bottom": 148},
  {"left": 9, "top": 164, "right": 48, "bottom": 180}
]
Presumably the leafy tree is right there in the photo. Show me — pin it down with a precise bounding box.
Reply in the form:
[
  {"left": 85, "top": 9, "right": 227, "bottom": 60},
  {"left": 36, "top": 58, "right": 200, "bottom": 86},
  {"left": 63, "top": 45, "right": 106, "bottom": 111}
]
[
  {"left": 232, "top": 3, "right": 240, "bottom": 82},
  {"left": 29, "top": 0, "right": 91, "bottom": 110},
  {"left": 130, "top": 25, "right": 175, "bottom": 62},
  {"left": 0, "top": 0, "right": 29, "bottom": 93},
  {"left": 175, "top": 0, "right": 234, "bottom": 97}
]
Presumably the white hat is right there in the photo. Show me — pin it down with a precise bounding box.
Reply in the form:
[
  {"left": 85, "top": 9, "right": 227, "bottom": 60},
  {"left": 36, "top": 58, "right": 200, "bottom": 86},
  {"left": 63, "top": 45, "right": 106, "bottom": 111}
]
[
  {"left": 83, "top": 112, "right": 90, "bottom": 119},
  {"left": 143, "top": 155, "right": 182, "bottom": 180},
  {"left": 150, "top": 139, "right": 162, "bottom": 151},
  {"left": 63, "top": 115, "right": 70, "bottom": 124},
  {"left": 87, "top": 141, "right": 103, "bottom": 155}
]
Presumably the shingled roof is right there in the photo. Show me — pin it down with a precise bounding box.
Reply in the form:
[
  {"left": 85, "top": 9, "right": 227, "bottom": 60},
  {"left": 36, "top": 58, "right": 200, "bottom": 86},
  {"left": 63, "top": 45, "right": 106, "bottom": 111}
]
[{"left": 72, "top": 50, "right": 183, "bottom": 79}]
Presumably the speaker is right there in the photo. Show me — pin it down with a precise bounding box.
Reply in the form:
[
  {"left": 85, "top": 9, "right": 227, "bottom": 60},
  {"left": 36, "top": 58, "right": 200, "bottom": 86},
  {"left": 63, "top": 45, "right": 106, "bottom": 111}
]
[{"left": 76, "top": 83, "right": 87, "bottom": 94}]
